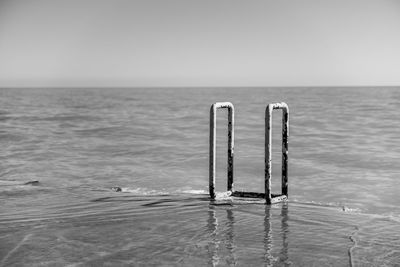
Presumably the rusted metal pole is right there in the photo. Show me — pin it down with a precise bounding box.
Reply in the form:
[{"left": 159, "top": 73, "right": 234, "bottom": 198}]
[
  {"left": 265, "top": 104, "right": 273, "bottom": 204},
  {"left": 227, "top": 103, "right": 234, "bottom": 192},
  {"left": 209, "top": 104, "right": 216, "bottom": 199},
  {"left": 281, "top": 104, "right": 289, "bottom": 197},
  {"left": 209, "top": 102, "right": 234, "bottom": 199},
  {"left": 265, "top": 102, "right": 289, "bottom": 204}
]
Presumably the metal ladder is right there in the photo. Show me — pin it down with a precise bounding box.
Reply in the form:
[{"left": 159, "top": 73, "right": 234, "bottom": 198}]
[{"left": 209, "top": 102, "right": 289, "bottom": 204}]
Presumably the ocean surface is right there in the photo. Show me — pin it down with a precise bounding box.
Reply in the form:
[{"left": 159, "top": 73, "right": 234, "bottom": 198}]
[{"left": 1, "top": 87, "right": 400, "bottom": 266}]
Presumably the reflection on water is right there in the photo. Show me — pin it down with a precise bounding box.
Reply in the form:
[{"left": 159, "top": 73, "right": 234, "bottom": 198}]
[
  {"left": 207, "top": 203, "right": 289, "bottom": 266},
  {"left": 207, "top": 206, "right": 220, "bottom": 266},
  {"left": 1, "top": 194, "right": 400, "bottom": 265},
  {"left": 207, "top": 207, "right": 237, "bottom": 266},
  {"left": 279, "top": 204, "right": 289, "bottom": 265},
  {"left": 264, "top": 206, "right": 274, "bottom": 265},
  {"left": 264, "top": 204, "right": 289, "bottom": 266}
]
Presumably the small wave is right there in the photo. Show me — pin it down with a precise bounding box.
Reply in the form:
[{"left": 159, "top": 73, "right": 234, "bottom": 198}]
[
  {"left": 387, "top": 214, "right": 400, "bottom": 223},
  {"left": 0, "top": 180, "right": 40, "bottom": 187},
  {"left": 342, "top": 206, "right": 362, "bottom": 213},
  {"left": 42, "top": 115, "right": 99, "bottom": 122},
  {"left": 361, "top": 212, "right": 400, "bottom": 223},
  {"left": 111, "top": 187, "right": 169, "bottom": 196},
  {"left": 0, "top": 132, "right": 25, "bottom": 142},
  {"left": 0, "top": 180, "right": 49, "bottom": 198},
  {"left": 111, "top": 187, "right": 209, "bottom": 196},
  {"left": 178, "top": 189, "right": 208, "bottom": 195},
  {"left": 290, "top": 198, "right": 362, "bottom": 213},
  {"left": 0, "top": 116, "right": 11, "bottom": 122}
]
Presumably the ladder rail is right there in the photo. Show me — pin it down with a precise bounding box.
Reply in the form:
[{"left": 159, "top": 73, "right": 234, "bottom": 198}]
[
  {"left": 209, "top": 102, "right": 234, "bottom": 199},
  {"left": 209, "top": 101, "right": 288, "bottom": 204},
  {"left": 265, "top": 102, "right": 289, "bottom": 204}
]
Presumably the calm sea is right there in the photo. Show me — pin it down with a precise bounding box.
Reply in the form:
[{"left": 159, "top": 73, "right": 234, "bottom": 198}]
[{"left": 1, "top": 87, "right": 400, "bottom": 266}]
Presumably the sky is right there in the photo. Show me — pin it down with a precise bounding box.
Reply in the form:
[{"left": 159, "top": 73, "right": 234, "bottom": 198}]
[{"left": 0, "top": 0, "right": 399, "bottom": 87}]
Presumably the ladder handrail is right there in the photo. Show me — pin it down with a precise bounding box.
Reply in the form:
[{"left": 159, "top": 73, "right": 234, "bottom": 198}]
[
  {"left": 209, "top": 102, "right": 234, "bottom": 199},
  {"left": 209, "top": 101, "right": 289, "bottom": 204},
  {"left": 265, "top": 102, "right": 289, "bottom": 204}
]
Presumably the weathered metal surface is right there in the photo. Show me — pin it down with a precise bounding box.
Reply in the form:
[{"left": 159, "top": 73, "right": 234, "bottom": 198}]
[
  {"left": 269, "top": 194, "right": 288, "bottom": 204},
  {"left": 265, "top": 102, "right": 289, "bottom": 204},
  {"left": 230, "top": 192, "right": 287, "bottom": 205},
  {"left": 231, "top": 191, "right": 266, "bottom": 198},
  {"left": 209, "top": 102, "right": 234, "bottom": 199}
]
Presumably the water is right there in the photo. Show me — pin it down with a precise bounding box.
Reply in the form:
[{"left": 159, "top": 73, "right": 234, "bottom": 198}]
[{"left": 1, "top": 87, "right": 400, "bottom": 266}]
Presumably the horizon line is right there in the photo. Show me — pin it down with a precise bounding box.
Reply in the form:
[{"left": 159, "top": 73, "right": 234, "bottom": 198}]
[{"left": 1, "top": 85, "right": 399, "bottom": 89}]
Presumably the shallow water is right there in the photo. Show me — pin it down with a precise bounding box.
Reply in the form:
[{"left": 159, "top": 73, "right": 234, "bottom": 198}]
[{"left": 1, "top": 87, "right": 400, "bottom": 266}]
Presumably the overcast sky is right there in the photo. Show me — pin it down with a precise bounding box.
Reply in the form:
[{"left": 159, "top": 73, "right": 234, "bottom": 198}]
[{"left": 0, "top": 0, "right": 399, "bottom": 87}]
